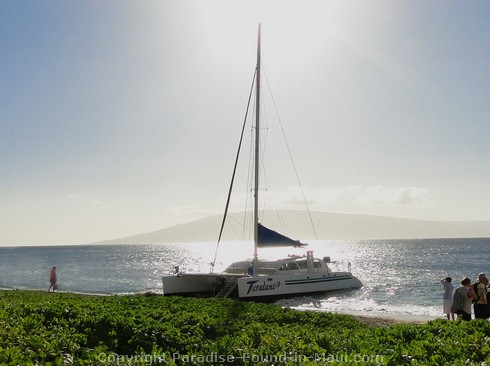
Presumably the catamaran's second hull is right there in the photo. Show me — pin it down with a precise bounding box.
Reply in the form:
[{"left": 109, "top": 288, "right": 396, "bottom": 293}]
[
  {"left": 162, "top": 273, "right": 237, "bottom": 296},
  {"left": 236, "top": 272, "right": 362, "bottom": 299}
]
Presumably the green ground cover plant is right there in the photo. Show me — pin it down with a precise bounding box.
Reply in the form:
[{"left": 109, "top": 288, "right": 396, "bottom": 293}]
[{"left": 1, "top": 290, "right": 490, "bottom": 365}]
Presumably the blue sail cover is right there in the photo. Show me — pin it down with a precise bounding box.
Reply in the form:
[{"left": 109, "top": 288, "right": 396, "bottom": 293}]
[{"left": 257, "top": 223, "right": 307, "bottom": 247}]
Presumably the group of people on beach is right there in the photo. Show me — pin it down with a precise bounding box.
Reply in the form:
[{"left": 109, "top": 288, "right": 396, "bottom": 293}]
[{"left": 441, "top": 273, "right": 489, "bottom": 321}]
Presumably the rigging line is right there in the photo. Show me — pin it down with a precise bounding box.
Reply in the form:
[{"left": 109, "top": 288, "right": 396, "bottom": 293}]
[
  {"left": 226, "top": 214, "right": 249, "bottom": 241},
  {"left": 227, "top": 213, "right": 253, "bottom": 239},
  {"left": 212, "top": 69, "right": 257, "bottom": 271},
  {"left": 244, "top": 122, "right": 254, "bottom": 240},
  {"left": 262, "top": 68, "right": 319, "bottom": 240}
]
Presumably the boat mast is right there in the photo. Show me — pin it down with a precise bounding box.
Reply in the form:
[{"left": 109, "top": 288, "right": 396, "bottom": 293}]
[{"left": 253, "top": 24, "right": 261, "bottom": 263}]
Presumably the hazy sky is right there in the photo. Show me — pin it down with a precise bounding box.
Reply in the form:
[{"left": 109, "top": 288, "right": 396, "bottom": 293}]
[{"left": 1, "top": 1, "right": 489, "bottom": 245}]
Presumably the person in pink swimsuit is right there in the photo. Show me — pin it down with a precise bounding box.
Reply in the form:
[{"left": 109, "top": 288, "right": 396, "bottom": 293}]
[{"left": 48, "top": 266, "right": 57, "bottom": 292}]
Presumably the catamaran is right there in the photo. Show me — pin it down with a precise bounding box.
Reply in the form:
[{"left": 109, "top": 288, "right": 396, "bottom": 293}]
[{"left": 162, "top": 25, "right": 362, "bottom": 299}]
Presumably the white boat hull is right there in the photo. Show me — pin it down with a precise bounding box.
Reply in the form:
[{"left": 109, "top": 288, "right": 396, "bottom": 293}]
[
  {"left": 162, "top": 271, "right": 362, "bottom": 299},
  {"left": 237, "top": 272, "right": 362, "bottom": 299}
]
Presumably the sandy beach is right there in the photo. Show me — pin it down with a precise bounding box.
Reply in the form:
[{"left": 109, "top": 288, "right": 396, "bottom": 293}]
[
  {"left": 346, "top": 312, "right": 437, "bottom": 326},
  {"left": 287, "top": 305, "right": 438, "bottom": 326}
]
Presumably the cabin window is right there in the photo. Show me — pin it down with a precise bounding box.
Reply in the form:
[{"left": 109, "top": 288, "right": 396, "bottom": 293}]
[
  {"left": 296, "top": 260, "right": 308, "bottom": 269},
  {"left": 313, "top": 260, "right": 322, "bottom": 268},
  {"left": 279, "top": 262, "right": 300, "bottom": 271}
]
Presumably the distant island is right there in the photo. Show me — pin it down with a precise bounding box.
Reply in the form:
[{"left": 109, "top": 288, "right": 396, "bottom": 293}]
[{"left": 98, "top": 210, "right": 490, "bottom": 244}]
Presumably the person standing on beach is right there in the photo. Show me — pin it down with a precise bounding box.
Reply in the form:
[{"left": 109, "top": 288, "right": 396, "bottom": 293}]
[
  {"left": 473, "top": 273, "right": 489, "bottom": 319},
  {"left": 441, "top": 277, "right": 454, "bottom": 320},
  {"left": 48, "top": 266, "right": 57, "bottom": 292},
  {"left": 456, "top": 277, "right": 477, "bottom": 321}
]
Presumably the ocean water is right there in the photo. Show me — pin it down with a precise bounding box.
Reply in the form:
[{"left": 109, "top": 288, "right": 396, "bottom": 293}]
[{"left": 1, "top": 238, "right": 489, "bottom": 319}]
